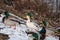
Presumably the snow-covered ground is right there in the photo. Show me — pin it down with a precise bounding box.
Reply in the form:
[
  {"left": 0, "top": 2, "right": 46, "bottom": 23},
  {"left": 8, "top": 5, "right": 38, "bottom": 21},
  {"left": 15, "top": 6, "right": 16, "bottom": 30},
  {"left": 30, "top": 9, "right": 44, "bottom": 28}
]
[
  {"left": 0, "top": 14, "right": 59, "bottom": 40},
  {"left": 0, "top": 21, "right": 29, "bottom": 40},
  {"left": 0, "top": 14, "right": 30, "bottom": 40},
  {"left": 45, "top": 29, "right": 59, "bottom": 40},
  {"left": 45, "top": 35, "right": 59, "bottom": 40},
  {"left": 0, "top": 13, "right": 40, "bottom": 40}
]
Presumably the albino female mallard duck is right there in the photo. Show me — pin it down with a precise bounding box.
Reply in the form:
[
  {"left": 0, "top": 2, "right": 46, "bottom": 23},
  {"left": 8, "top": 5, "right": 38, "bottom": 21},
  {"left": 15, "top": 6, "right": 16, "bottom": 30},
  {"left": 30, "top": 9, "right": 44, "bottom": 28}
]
[
  {"left": 26, "top": 13, "right": 39, "bottom": 31},
  {"left": 26, "top": 12, "right": 40, "bottom": 40}
]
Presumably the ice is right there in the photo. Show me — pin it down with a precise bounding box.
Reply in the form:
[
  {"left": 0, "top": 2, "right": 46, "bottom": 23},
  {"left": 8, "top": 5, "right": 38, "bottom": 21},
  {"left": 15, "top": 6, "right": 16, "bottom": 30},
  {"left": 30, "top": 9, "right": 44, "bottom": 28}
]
[{"left": 0, "top": 14, "right": 43, "bottom": 40}]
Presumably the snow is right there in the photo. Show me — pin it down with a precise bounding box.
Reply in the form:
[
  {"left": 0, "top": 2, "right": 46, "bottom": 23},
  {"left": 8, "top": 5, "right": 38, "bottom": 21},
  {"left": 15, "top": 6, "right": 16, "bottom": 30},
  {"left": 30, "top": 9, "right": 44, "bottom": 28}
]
[
  {"left": 0, "top": 23, "right": 29, "bottom": 40},
  {"left": 0, "top": 14, "right": 29, "bottom": 40},
  {"left": 28, "top": 34, "right": 34, "bottom": 40},
  {"left": 45, "top": 29, "right": 59, "bottom": 40},
  {"left": 0, "top": 14, "right": 59, "bottom": 40},
  {"left": 0, "top": 14, "right": 6, "bottom": 28},
  {"left": 44, "top": 35, "right": 59, "bottom": 40},
  {"left": 0, "top": 23, "right": 6, "bottom": 28}
]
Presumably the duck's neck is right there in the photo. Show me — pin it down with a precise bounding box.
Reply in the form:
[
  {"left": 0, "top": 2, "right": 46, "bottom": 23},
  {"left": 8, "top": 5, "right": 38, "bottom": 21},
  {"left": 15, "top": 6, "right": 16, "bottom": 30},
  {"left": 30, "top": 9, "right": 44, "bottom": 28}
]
[
  {"left": 26, "top": 16, "right": 31, "bottom": 22},
  {"left": 27, "top": 18, "right": 30, "bottom": 22}
]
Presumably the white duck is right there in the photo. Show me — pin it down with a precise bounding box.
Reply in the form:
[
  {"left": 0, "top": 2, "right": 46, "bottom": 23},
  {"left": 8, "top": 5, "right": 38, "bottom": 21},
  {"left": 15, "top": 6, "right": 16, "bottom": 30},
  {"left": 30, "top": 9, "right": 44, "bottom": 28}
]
[
  {"left": 26, "top": 15, "right": 39, "bottom": 31},
  {"left": 26, "top": 13, "right": 40, "bottom": 40}
]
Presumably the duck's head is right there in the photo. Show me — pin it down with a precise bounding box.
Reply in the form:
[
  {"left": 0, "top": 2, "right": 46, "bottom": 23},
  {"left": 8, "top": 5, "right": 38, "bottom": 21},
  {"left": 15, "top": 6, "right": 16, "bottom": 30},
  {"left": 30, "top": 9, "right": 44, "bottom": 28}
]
[{"left": 26, "top": 12, "right": 32, "bottom": 21}]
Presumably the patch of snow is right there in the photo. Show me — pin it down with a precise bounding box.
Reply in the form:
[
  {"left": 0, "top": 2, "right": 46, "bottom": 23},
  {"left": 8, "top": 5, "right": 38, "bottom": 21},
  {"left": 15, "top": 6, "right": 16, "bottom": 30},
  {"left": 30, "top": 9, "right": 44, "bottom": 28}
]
[
  {"left": 0, "top": 23, "right": 29, "bottom": 40},
  {"left": 44, "top": 35, "right": 59, "bottom": 40}
]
